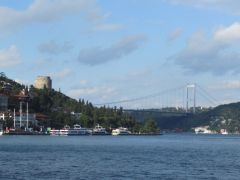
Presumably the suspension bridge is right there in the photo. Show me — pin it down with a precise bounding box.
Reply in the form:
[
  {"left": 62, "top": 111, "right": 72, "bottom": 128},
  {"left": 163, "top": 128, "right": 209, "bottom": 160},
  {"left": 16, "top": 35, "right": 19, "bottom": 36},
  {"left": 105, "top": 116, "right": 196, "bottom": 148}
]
[{"left": 94, "top": 83, "right": 218, "bottom": 114}]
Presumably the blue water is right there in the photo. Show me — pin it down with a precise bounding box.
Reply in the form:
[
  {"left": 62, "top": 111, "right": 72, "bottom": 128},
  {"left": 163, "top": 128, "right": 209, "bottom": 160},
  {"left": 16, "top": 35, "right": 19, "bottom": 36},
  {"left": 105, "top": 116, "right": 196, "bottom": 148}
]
[{"left": 0, "top": 134, "right": 240, "bottom": 180}]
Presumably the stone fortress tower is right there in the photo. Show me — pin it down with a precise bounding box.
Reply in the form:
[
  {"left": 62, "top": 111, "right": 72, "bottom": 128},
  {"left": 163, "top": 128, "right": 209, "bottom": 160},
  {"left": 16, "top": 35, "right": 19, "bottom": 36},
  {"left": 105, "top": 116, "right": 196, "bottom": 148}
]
[{"left": 34, "top": 76, "right": 52, "bottom": 89}]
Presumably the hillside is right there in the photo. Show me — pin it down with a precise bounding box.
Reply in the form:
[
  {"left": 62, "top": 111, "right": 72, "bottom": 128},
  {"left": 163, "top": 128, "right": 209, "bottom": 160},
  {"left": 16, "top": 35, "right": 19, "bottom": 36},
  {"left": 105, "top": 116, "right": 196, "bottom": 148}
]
[
  {"left": 191, "top": 102, "right": 240, "bottom": 133},
  {"left": 127, "top": 103, "right": 240, "bottom": 133},
  {"left": 2, "top": 73, "right": 239, "bottom": 133},
  {"left": 0, "top": 73, "right": 158, "bottom": 133}
]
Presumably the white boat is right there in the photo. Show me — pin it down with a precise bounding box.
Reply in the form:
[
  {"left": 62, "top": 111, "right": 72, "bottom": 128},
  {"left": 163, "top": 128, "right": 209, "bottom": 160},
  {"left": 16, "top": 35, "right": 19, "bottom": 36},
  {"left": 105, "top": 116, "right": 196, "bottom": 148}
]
[
  {"left": 50, "top": 125, "right": 91, "bottom": 136},
  {"left": 112, "top": 127, "right": 131, "bottom": 136},
  {"left": 194, "top": 126, "right": 215, "bottom": 134},
  {"left": 50, "top": 129, "right": 69, "bottom": 136},
  {"left": 50, "top": 129, "right": 60, "bottom": 136},
  {"left": 67, "top": 124, "right": 91, "bottom": 136},
  {"left": 59, "top": 129, "right": 69, "bottom": 136},
  {"left": 92, "top": 124, "right": 108, "bottom": 135},
  {"left": 59, "top": 125, "right": 70, "bottom": 136},
  {"left": 220, "top": 129, "right": 228, "bottom": 135}
]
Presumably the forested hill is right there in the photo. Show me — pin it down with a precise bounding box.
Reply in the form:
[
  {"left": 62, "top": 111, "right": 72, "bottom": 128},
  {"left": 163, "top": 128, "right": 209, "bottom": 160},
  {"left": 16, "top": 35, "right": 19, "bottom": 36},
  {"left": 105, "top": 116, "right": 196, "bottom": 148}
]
[
  {"left": 0, "top": 73, "right": 158, "bottom": 133},
  {"left": 191, "top": 102, "right": 240, "bottom": 132},
  {"left": 127, "top": 102, "right": 240, "bottom": 132},
  {"left": 2, "top": 73, "right": 240, "bottom": 132}
]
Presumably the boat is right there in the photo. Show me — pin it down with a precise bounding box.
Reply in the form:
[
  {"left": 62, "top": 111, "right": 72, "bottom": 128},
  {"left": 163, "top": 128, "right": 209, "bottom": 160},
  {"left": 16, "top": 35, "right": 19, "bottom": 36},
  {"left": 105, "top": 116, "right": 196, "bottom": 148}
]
[
  {"left": 59, "top": 129, "right": 69, "bottom": 136},
  {"left": 50, "top": 129, "right": 60, "bottom": 136},
  {"left": 112, "top": 127, "right": 131, "bottom": 136},
  {"left": 59, "top": 125, "right": 70, "bottom": 136},
  {"left": 194, "top": 126, "right": 216, "bottom": 134},
  {"left": 67, "top": 124, "right": 91, "bottom": 136},
  {"left": 220, "top": 129, "right": 228, "bottom": 135},
  {"left": 50, "top": 124, "right": 90, "bottom": 136},
  {"left": 92, "top": 124, "right": 108, "bottom": 135}
]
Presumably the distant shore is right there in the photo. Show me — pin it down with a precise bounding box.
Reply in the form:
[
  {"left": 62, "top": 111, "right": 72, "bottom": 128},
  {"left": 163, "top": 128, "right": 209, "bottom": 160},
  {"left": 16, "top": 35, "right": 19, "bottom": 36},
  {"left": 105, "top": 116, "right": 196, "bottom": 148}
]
[{"left": 3, "top": 131, "right": 163, "bottom": 136}]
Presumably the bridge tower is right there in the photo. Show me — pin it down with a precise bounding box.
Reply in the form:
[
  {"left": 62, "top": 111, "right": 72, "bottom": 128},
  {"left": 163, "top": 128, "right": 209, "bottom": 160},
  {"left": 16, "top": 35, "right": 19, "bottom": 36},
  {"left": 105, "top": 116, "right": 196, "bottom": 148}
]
[{"left": 186, "top": 84, "right": 196, "bottom": 113}]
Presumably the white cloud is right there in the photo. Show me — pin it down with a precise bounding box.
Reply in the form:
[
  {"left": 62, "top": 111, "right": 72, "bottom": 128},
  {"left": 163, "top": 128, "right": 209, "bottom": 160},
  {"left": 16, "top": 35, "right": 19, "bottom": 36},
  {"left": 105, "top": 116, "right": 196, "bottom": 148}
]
[
  {"left": 0, "top": 0, "right": 125, "bottom": 36},
  {"left": 38, "top": 40, "right": 73, "bottom": 55},
  {"left": 214, "top": 22, "right": 240, "bottom": 43},
  {"left": 79, "top": 80, "right": 88, "bottom": 86},
  {"left": 223, "top": 80, "right": 240, "bottom": 89},
  {"left": 78, "top": 35, "right": 147, "bottom": 66},
  {"left": 168, "top": 28, "right": 183, "bottom": 41},
  {"left": 211, "top": 80, "right": 240, "bottom": 90},
  {"left": 167, "top": 0, "right": 240, "bottom": 15},
  {"left": 67, "top": 86, "right": 116, "bottom": 101},
  {"left": 0, "top": 45, "right": 21, "bottom": 67},
  {"left": 0, "top": 0, "right": 103, "bottom": 33},
  {"left": 50, "top": 68, "right": 72, "bottom": 80},
  {"left": 92, "top": 23, "right": 124, "bottom": 32},
  {"left": 173, "top": 22, "right": 240, "bottom": 75}
]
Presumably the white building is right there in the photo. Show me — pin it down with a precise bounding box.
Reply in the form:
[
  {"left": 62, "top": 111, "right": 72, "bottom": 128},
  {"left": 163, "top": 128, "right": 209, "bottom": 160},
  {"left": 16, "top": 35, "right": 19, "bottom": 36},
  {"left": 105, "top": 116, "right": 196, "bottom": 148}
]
[
  {"left": 0, "top": 112, "right": 5, "bottom": 120},
  {"left": 71, "top": 112, "right": 82, "bottom": 119},
  {"left": 14, "top": 113, "right": 38, "bottom": 128}
]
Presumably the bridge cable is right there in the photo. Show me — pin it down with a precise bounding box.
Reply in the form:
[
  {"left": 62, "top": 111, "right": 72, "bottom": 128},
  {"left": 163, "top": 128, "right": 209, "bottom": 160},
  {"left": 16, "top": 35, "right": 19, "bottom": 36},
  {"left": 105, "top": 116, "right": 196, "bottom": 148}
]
[{"left": 93, "top": 85, "right": 185, "bottom": 106}]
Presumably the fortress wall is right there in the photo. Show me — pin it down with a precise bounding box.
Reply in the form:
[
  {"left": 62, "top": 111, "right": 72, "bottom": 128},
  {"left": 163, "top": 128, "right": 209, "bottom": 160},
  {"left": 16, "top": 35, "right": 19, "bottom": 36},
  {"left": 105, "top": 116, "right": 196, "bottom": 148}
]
[{"left": 34, "top": 76, "right": 52, "bottom": 89}]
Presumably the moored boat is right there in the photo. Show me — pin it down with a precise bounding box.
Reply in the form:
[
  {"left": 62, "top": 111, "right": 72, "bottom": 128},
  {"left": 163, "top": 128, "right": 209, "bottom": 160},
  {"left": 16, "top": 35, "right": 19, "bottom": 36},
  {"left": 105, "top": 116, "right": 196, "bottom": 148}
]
[
  {"left": 50, "top": 124, "right": 91, "bottom": 136},
  {"left": 67, "top": 124, "right": 91, "bottom": 136},
  {"left": 59, "top": 129, "right": 69, "bottom": 136},
  {"left": 112, "top": 127, "right": 131, "bottom": 136},
  {"left": 92, "top": 124, "right": 108, "bottom": 135},
  {"left": 59, "top": 125, "right": 70, "bottom": 136},
  {"left": 50, "top": 129, "right": 60, "bottom": 136}
]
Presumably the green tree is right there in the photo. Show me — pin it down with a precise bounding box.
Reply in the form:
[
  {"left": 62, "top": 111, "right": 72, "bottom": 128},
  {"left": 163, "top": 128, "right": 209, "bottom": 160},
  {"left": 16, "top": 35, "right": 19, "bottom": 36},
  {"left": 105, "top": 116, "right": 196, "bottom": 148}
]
[
  {"left": 80, "top": 114, "right": 89, "bottom": 127},
  {"left": 142, "top": 119, "right": 158, "bottom": 133}
]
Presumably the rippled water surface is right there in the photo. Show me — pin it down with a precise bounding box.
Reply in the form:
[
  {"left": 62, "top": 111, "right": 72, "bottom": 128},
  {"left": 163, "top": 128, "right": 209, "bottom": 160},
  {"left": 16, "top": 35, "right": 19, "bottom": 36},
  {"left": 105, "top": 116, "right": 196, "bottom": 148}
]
[{"left": 0, "top": 134, "right": 240, "bottom": 180}]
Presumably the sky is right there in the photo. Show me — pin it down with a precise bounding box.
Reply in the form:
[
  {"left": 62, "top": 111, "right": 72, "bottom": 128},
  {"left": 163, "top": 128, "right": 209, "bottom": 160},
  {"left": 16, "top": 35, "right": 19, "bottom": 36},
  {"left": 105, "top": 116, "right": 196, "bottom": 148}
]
[{"left": 1, "top": 0, "right": 240, "bottom": 108}]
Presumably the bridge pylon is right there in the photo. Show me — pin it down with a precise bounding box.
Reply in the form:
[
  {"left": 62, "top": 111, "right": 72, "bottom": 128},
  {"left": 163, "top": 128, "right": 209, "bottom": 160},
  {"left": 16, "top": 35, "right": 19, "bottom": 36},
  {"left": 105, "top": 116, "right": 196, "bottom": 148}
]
[{"left": 186, "top": 84, "right": 196, "bottom": 114}]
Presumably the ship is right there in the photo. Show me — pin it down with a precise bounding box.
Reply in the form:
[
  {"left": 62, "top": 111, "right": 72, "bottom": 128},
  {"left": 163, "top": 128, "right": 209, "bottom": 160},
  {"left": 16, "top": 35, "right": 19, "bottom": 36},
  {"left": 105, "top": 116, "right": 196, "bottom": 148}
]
[
  {"left": 50, "top": 129, "right": 60, "bottom": 136},
  {"left": 112, "top": 127, "right": 131, "bottom": 136},
  {"left": 67, "top": 124, "right": 91, "bottom": 136},
  {"left": 50, "top": 124, "right": 91, "bottom": 136},
  {"left": 92, "top": 124, "right": 108, "bottom": 135}
]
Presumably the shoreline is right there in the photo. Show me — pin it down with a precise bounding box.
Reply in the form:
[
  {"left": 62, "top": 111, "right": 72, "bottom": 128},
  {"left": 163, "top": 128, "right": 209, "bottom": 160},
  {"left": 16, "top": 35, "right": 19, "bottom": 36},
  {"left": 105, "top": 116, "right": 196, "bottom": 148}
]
[{"left": 3, "top": 131, "right": 163, "bottom": 136}]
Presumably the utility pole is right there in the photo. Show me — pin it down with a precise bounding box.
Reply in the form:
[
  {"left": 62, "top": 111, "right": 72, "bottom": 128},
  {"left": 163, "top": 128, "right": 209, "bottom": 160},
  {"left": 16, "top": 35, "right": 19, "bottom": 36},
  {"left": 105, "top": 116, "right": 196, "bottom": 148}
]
[
  {"left": 14, "top": 108, "right": 15, "bottom": 129},
  {"left": 20, "top": 101, "right": 22, "bottom": 128},
  {"left": 26, "top": 102, "right": 29, "bottom": 130}
]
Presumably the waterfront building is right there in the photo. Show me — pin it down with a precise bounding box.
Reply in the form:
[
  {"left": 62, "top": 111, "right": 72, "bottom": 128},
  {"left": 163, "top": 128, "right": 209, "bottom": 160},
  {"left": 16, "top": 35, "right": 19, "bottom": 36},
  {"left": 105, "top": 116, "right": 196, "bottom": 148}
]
[
  {"left": 14, "top": 113, "right": 38, "bottom": 129},
  {"left": 35, "top": 113, "right": 49, "bottom": 127},
  {"left": 0, "top": 112, "right": 5, "bottom": 120},
  {"left": 0, "top": 94, "right": 8, "bottom": 111},
  {"left": 71, "top": 112, "right": 82, "bottom": 119}
]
